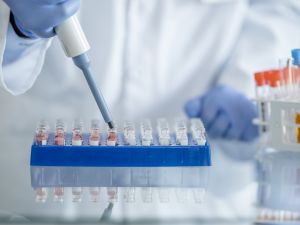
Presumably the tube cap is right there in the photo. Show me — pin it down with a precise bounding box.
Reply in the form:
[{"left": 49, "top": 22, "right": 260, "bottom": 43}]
[
  {"left": 291, "top": 49, "right": 300, "bottom": 66},
  {"left": 254, "top": 71, "right": 265, "bottom": 86}
]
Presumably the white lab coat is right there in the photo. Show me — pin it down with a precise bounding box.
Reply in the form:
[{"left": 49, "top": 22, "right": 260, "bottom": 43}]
[{"left": 0, "top": 0, "right": 300, "bottom": 221}]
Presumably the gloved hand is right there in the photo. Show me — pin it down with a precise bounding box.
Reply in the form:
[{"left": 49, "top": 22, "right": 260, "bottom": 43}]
[
  {"left": 184, "top": 85, "right": 259, "bottom": 142},
  {"left": 4, "top": 0, "right": 80, "bottom": 38}
]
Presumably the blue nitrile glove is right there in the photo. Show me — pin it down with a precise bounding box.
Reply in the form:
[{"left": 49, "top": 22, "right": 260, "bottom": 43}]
[
  {"left": 184, "top": 85, "right": 259, "bottom": 142},
  {"left": 4, "top": 0, "right": 80, "bottom": 38}
]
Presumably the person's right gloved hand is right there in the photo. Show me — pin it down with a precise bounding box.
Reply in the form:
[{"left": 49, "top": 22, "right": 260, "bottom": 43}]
[{"left": 4, "top": 0, "right": 80, "bottom": 39}]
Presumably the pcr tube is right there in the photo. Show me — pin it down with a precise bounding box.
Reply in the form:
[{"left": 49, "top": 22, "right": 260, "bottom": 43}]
[
  {"left": 53, "top": 187, "right": 64, "bottom": 203},
  {"left": 89, "top": 187, "right": 100, "bottom": 202},
  {"left": 141, "top": 188, "right": 152, "bottom": 203},
  {"left": 140, "top": 119, "right": 153, "bottom": 146},
  {"left": 72, "top": 119, "right": 83, "bottom": 146},
  {"left": 35, "top": 120, "right": 49, "bottom": 145},
  {"left": 123, "top": 121, "right": 136, "bottom": 145},
  {"left": 107, "top": 127, "right": 117, "bottom": 146},
  {"left": 158, "top": 188, "right": 170, "bottom": 203},
  {"left": 89, "top": 119, "right": 101, "bottom": 146},
  {"left": 35, "top": 187, "right": 47, "bottom": 203},
  {"left": 157, "top": 118, "right": 170, "bottom": 145},
  {"left": 53, "top": 120, "right": 65, "bottom": 202},
  {"left": 107, "top": 187, "right": 118, "bottom": 203},
  {"left": 193, "top": 188, "right": 205, "bottom": 203},
  {"left": 175, "top": 188, "right": 188, "bottom": 203},
  {"left": 54, "top": 119, "right": 66, "bottom": 146},
  {"left": 124, "top": 187, "right": 135, "bottom": 203},
  {"left": 174, "top": 118, "right": 188, "bottom": 145},
  {"left": 190, "top": 118, "right": 206, "bottom": 145},
  {"left": 72, "top": 187, "right": 83, "bottom": 202}
]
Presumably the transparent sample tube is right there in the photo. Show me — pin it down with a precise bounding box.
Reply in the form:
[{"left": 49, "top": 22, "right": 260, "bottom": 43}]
[
  {"left": 35, "top": 120, "right": 49, "bottom": 145},
  {"left": 72, "top": 119, "right": 83, "bottom": 146},
  {"left": 89, "top": 187, "right": 100, "bottom": 202},
  {"left": 72, "top": 187, "right": 83, "bottom": 202},
  {"left": 107, "top": 187, "right": 118, "bottom": 203},
  {"left": 123, "top": 121, "right": 136, "bottom": 145},
  {"left": 193, "top": 188, "right": 205, "bottom": 203},
  {"left": 140, "top": 119, "right": 153, "bottom": 146},
  {"left": 254, "top": 71, "right": 269, "bottom": 133},
  {"left": 107, "top": 127, "right": 117, "bottom": 146},
  {"left": 157, "top": 118, "right": 170, "bottom": 145},
  {"left": 54, "top": 119, "right": 66, "bottom": 146},
  {"left": 174, "top": 118, "right": 188, "bottom": 145},
  {"left": 158, "top": 188, "right": 170, "bottom": 203},
  {"left": 35, "top": 188, "right": 47, "bottom": 203},
  {"left": 89, "top": 119, "right": 101, "bottom": 146},
  {"left": 175, "top": 188, "right": 188, "bottom": 203},
  {"left": 124, "top": 187, "right": 135, "bottom": 203},
  {"left": 190, "top": 118, "right": 206, "bottom": 145},
  {"left": 141, "top": 188, "right": 152, "bottom": 203},
  {"left": 53, "top": 187, "right": 64, "bottom": 202}
]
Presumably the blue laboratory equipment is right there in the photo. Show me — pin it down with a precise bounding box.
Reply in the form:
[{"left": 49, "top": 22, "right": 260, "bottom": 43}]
[
  {"left": 55, "top": 16, "right": 114, "bottom": 129},
  {"left": 31, "top": 118, "right": 211, "bottom": 203}
]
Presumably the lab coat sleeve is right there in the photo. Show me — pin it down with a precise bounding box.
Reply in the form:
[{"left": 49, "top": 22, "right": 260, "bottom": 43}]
[{"left": 0, "top": 3, "right": 51, "bottom": 95}]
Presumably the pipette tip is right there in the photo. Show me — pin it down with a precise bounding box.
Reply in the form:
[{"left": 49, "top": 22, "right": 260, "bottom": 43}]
[{"left": 108, "top": 121, "right": 115, "bottom": 129}]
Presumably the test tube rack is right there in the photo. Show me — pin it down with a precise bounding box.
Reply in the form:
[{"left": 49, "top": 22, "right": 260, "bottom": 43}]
[{"left": 30, "top": 118, "right": 211, "bottom": 203}]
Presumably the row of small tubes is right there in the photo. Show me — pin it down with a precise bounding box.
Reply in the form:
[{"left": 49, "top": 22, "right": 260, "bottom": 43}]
[
  {"left": 35, "top": 187, "right": 206, "bottom": 204},
  {"left": 256, "top": 208, "right": 300, "bottom": 222},
  {"left": 35, "top": 118, "right": 206, "bottom": 146}
]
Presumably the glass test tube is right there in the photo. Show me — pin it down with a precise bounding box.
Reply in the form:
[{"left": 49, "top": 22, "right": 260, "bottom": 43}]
[
  {"left": 157, "top": 118, "right": 170, "bottom": 145},
  {"left": 35, "top": 120, "right": 49, "bottom": 145},
  {"left": 89, "top": 119, "right": 101, "bottom": 146},
  {"left": 190, "top": 118, "right": 206, "bottom": 145},
  {"left": 174, "top": 118, "right": 188, "bottom": 145},
  {"left": 123, "top": 121, "right": 136, "bottom": 145},
  {"left": 140, "top": 119, "right": 153, "bottom": 146}
]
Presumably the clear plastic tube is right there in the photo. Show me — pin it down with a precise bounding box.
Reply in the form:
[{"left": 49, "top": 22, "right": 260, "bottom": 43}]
[
  {"left": 35, "top": 188, "right": 47, "bottom": 203},
  {"left": 140, "top": 119, "right": 153, "bottom": 146},
  {"left": 123, "top": 121, "right": 136, "bottom": 146},
  {"left": 174, "top": 118, "right": 188, "bottom": 145},
  {"left": 190, "top": 118, "right": 206, "bottom": 145},
  {"left": 89, "top": 187, "right": 100, "bottom": 202},
  {"left": 89, "top": 119, "right": 101, "bottom": 146},
  {"left": 107, "top": 127, "right": 117, "bottom": 146},
  {"left": 157, "top": 118, "right": 170, "bottom": 145},
  {"left": 35, "top": 120, "right": 49, "bottom": 145},
  {"left": 72, "top": 187, "right": 83, "bottom": 202},
  {"left": 72, "top": 119, "right": 83, "bottom": 146},
  {"left": 55, "top": 119, "right": 66, "bottom": 146}
]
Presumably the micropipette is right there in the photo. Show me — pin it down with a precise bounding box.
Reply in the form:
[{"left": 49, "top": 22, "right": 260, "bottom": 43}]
[{"left": 55, "top": 16, "right": 114, "bottom": 129}]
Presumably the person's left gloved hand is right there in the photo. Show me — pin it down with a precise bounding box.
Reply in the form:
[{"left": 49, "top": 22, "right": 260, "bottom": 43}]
[
  {"left": 4, "top": 0, "right": 80, "bottom": 39},
  {"left": 184, "top": 85, "right": 259, "bottom": 142}
]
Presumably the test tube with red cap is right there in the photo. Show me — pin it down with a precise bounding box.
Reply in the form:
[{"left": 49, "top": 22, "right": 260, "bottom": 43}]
[{"left": 254, "top": 71, "right": 269, "bottom": 132}]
